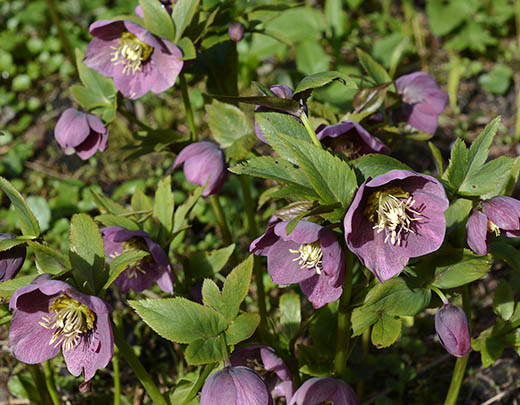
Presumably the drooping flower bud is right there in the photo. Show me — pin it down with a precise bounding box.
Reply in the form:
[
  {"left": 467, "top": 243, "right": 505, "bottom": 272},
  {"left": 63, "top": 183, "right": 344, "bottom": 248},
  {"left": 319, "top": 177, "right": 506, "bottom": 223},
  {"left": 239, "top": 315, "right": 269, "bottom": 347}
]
[
  {"left": 228, "top": 22, "right": 245, "bottom": 42},
  {"left": 289, "top": 377, "right": 358, "bottom": 405},
  {"left": 0, "top": 234, "right": 26, "bottom": 282},
  {"left": 435, "top": 304, "right": 471, "bottom": 357}
]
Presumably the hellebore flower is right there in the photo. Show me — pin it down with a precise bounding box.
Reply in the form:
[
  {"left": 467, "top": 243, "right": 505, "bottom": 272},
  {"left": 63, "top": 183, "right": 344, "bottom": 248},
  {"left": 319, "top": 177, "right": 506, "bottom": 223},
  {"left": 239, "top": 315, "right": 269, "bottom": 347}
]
[
  {"left": 251, "top": 220, "right": 345, "bottom": 308},
  {"left": 229, "top": 22, "right": 245, "bottom": 42},
  {"left": 394, "top": 72, "right": 448, "bottom": 134},
  {"left": 9, "top": 275, "right": 113, "bottom": 386},
  {"left": 435, "top": 304, "right": 471, "bottom": 357},
  {"left": 344, "top": 169, "right": 448, "bottom": 283},
  {"left": 200, "top": 366, "right": 274, "bottom": 405},
  {"left": 54, "top": 108, "right": 108, "bottom": 160},
  {"left": 467, "top": 196, "right": 520, "bottom": 255},
  {"left": 84, "top": 20, "right": 183, "bottom": 99},
  {"left": 230, "top": 345, "right": 294, "bottom": 401},
  {"left": 316, "top": 120, "right": 388, "bottom": 159},
  {"left": 101, "top": 226, "right": 174, "bottom": 294},
  {"left": 289, "top": 377, "right": 358, "bottom": 405},
  {"left": 173, "top": 141, "right": 227, "bottom": 197},
  {"left": 0, "top": 234, "right": 26, "bottom": 282}
]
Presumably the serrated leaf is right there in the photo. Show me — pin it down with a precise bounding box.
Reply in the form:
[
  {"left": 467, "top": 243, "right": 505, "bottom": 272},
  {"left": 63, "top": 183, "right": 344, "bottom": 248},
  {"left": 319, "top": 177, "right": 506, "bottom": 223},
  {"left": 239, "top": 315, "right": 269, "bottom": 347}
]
[
  {"left": 222, "top": 255, "right": 253, "bottom": 323},
  {"left": 0, "top": 275, "right": 35, "bottom": 299},
  {"left": 69, "top": 214, "right": 106, "bottom": 295},
  {"left": 0, "top": 177, "right": 40, "bottom": 237},
  {"left": 173, "top": 187, "right": 204, "bottom": 234},
  {"left": 0, "top": 237, "right": 28, "bottom": 252},
  {"left": 459, "top": 156, "right": 517, "bottom": 197},
  {"left": 185, "top": 336, "right": 225, "bottom": 365},
  {"left": 202, "top": 279, "right": 223, "bottom": 313},
  {"left": 129, "top": 297, "right": 227, "bottom": 343},
  {"left": 206, "top": 99, "right": 251, "bottom": 148},
  {"left": 225, "top": 313, "right": 260, "bottom": 345},
  {"left": 102, "top": 250, "right": 150, "bottom": 293},
  {"left": 429, "top": 141, "right": 444, "bottom": 175},
  {"left": 352, "top": 154, "right": 411, "bottom": 181},
  {"left": 493, "top": 280, "right": 514, "bottom": 321},
  {"left": 294, "top": 71, "right": 346, "bottom": 96},
  {"left": 356, "top": 48, "right": 392, "bottom": 86},
  {"left": 95, "top": 214, "right": 141, "bottom": 231},
  {"left": 280, "top": 293, "right": 301, "bottom": 341},
  {"left": 371, "top": 313, "right": 401, "bottom": 348},
  {"left": 153, "top": 176, "right": 174, "bottom": 245},
  {"left": 443, "top": 138, "right": 468, "bottom": 190},
  {"left": 27, "top": 241, "right": 70, "bottom": 275},
  {"left": 89, "top": 189, "right": 126, "bottom": 215},
  {"left": 431, "top": 249, "right": 491, "bottom": 289},
  {"left": 211, "top": 95, "right": 300, "bottom": 114},
  {"left": 256, "top": 111, "right": 309, "bottom": 142},
  {"left": 139, "top": 0, "right": 175, "bottom": 41},
  {"left": 465, "top": 117, "right": 501, "bottom": 178},
  {"left": 188, "top": 244, "right": 235, "bottom": 279},
  {"left": 172, "top": 0, "right": 200, "bottom": 42}
]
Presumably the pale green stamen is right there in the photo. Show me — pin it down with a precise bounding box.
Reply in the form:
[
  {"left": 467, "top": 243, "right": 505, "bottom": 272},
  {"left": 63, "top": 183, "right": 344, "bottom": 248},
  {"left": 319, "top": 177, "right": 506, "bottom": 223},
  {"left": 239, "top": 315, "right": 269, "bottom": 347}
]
[
  {"left": 110, "top": 32, "right": 153, "bottom": 75},
  {"left": 289, "top": 241, "right": 323, "bottom": 274}
]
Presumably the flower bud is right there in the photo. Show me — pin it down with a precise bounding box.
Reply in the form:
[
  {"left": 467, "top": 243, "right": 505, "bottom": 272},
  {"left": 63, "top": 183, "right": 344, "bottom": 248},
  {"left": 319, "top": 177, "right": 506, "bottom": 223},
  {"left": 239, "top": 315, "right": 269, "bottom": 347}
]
[
  {"left": 0, "top": 234, "right": 26, "bottom": 282},
  {"left": 435, "top": 304, "right": 471, "bottom": 357},
  {"left": 200, "top": 366, "right": 273, "bottom": 405},
  {"left": 229, "top": 22, "right": 245, "bottom": 42},
  {"left": 289, "top": 377, "right": 358, "bottom": 405}
]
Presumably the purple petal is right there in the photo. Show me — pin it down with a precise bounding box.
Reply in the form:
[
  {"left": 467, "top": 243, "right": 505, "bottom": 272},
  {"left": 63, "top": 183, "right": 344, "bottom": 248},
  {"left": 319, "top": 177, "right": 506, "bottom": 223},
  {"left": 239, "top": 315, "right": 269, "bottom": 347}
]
[
  {"left": 0, "top": 234, "right": 26, "bottom": 282},
  {"left": 83, "top": 37, "right": 119, "bottom": 77},
  {"left": 112, "top": 61, "right": 156, "bottom": 99},
  {"left": 300, "top": 273, "right": 343, "bottom": 308},
  {"left": 482, "top": 196, "right": 520, "bottom": 231},
  {"left": 317, "top": 120, "right": 388, "bottom": 155},
  {"left": 149, "top": 42, "right": 183, "bottom": 94},
  {"left": 267, "top": 239, "right": 316, "bottom": 284},
  {"left": 466, "top": 209, "right": 489, "bottom": 255},
  {"left": 250, "top": 218, "right": 281, "bottom": 256},
  {"left": 435, "top": 304, "right": 470, "bottom": 357},
  {"left": 274, "top": 221, "right": 321, "bottom": 244},
  {"left": 289, "top": 377, "right": 358, "bottom": 405},
  {"left": 270, "top": 85, "right": 294, "bottom": 99},
  {"left": 319, "top": 228, "right": 345, "bottom": 286},
  {"left": 54, "top": 109, "right": 91, "bottom": 150},
  {"left": 89, "top": 20, "right": 126, "bottom": 40}
]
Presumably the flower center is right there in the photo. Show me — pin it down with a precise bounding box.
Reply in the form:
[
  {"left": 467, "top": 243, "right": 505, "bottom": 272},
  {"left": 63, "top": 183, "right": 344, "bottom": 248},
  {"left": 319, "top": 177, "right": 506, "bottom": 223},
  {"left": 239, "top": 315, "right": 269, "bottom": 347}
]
[
  {"left": 110, "top": 32, "right": 153, "bottom": 75},
  {"left": 487, "top": 220, "right": 500, "bottom": 236},
  {"left": 365, "top": 186, "right": 422, "bottom": 246},
  {"left": 39, "top": 294, "right": 96, "bottom": 352},
  {"left": 289, "top": 241, "right": 323, "bottom": 274}
]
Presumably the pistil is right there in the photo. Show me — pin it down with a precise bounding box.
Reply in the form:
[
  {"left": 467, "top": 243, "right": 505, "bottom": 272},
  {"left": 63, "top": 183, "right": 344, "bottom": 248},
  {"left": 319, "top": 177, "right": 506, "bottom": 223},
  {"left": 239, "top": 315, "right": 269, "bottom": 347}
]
[
  {"left": 289, "top": 241, "right": 323, "bottom": 274},
  {"left": 110, "top": 32, "right": 153, "bottom": 75}
]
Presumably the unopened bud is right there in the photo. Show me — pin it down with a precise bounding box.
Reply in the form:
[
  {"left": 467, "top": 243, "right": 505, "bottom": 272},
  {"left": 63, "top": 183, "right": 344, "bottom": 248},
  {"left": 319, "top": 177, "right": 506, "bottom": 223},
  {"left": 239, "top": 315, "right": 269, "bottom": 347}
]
[
  {"left": 435, "top": 304, "right": 471, "bottom": 357},
  {"left": 229, "top": 22, "right": 245, "bottom": 42}
]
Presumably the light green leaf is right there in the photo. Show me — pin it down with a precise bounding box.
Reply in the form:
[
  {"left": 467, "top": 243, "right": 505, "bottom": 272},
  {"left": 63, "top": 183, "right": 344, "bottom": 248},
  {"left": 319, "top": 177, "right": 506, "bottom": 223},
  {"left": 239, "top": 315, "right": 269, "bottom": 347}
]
[
  {"left": 0, "top": 177, "right": 40, "bottom": 237},
  {"left": 459, "top": 156, "right": 517, "bottom": 197},
  {"left": 89, "top": 188, "right": 126, "bottom": 215},
  {"left": 493, "top": 280, "right": 514, "bottom": 321},
  {"left": 280, "top": 293, "right": 301, "bottom": 341},
  {"left": 153, "top": 176, "right": 174, "bottom": 245},
  {"left": 139, "top": 0, "right": 175, "bottom": 41},
  {"left": 356, "top": 48, "right": 393, "bottom": 86},
  {"left": 0, "top": 237, "right": 28, "bottom": 252},
  {"left": 95, "top": 214, "right": 141, "bottom": 231},
  {"left": 351, "top": 308, "right": 378, "bottom": 336},
  {"left": 177, "top": 37, "right": 197, "bottom": 60},
  {"left": 371, "top": 313, "right": 402, "bottom": 348},
  {"left": 296, "top": 41, "right": 331, "bottom": 76},
  {"left": 27, "top": 241, "right": 70, "bottom": 275},
  {"left": 103, "top": 250, "right": 150, "bottom": 293},
  {"left": 172, "top": 0, "right": 200, "bottom": 42},
  {"left": 206, "top": 99, "right": 251, "bottom": 148},
  {"left": 202, "top": 279, "right": 223, "bottom": 313},
  {"left": 185, "top": 336, "right": 226, "bottom": 365},
  {"left": 443, "top": 138, "right": 468, "bottom": 190},
  {"left": 0, "top": 275, "right": 35, "bottom": 299},
  {"left": 465, "top": 117, "right": 501, "bottom": 178},
  {"left": 225, "top": 313, "right": 260, "bottom": 345},
  {"left": 428, "top": 141, "right": 444, "bottom": 176},
  {"left": 221, "top": 255, "right": 253, "bottom": 323},
  {"left": 293, "top": 71, "right": 349, "bottom": 97}
]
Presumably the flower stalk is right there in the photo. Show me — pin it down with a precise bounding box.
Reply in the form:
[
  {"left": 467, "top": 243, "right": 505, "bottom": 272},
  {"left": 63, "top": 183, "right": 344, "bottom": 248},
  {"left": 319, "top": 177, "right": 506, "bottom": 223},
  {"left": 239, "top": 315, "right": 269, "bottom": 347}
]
[
  {"left": 180, "top": 73, "right": 197, "bottom": 142},
  {"left": 299, "top": 111, "right": 322, "bottom": 148},
  {"left": 209, "top": 195, "right": 233, "bottom": 246}
]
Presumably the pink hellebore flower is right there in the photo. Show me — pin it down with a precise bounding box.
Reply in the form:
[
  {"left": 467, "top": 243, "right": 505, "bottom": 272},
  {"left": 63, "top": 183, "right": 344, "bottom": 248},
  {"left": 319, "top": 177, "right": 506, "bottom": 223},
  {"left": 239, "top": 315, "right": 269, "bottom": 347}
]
[
  {"left": 101, "top": 226, "right": 174, "bottom": 294},
  {"left": 200, "top": 366, "right": 274, "bottom": 405},
  {"left": 289, "top": 377, "right": 358, "bottom": 405},
  {"left": 251, "top": 220, "right": 345, "bottom": 308},
  {"left": 84, "top": 20, "right": 183, "bottom": 99},
  {"left": 0, "top": 233, "right": 26, "bottom": 282},
  {"left": 230, "top": 345, "right": 294, "bottom": 401},
  {"left": 394, "top": 72, "right": 448, "bottom": 134},
  {"left": 467, "top": 196, "right": 520, "bottom": 255},
  {"left": 9, "top": 275, "right": 113, "bottom": 387},
  {"left": 173, "top": 141, "right": 227, "bottom": 197},
  {"left": 344, "top": 169, "right": 448, "bottom": 283},
  {"left": 316, "top": 120, "right": 388, "bottom": 159},
  {"left": 435, "top": 304, "right": 471, "bottom": 357},
  {"left": 54, "top": 108, "right": 108, "bottom": 160}
]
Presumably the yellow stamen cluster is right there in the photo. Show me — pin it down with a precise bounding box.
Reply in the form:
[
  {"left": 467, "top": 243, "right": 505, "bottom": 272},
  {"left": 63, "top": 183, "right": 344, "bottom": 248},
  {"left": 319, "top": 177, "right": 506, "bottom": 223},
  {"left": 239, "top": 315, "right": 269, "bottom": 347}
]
[
  {"left": 110, "top": 32, "right": 153, "bottom": 75},
  {"left": 365, "top": 186, "right": 422, "bottom": 246},
  {"left": 289, "top": 241, "right": 323, "bottom": 274},
  {"left": 487, "top": 220, "right": 501, "bottom": 236},
  {"left": 39, "top": 294, "right": 96, "bottom": 352}
]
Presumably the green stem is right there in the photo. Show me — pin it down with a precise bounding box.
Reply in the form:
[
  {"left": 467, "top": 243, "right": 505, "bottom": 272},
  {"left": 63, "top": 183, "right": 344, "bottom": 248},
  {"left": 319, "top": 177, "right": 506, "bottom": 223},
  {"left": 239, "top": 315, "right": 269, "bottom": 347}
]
[
  {"left": 299, "top": 111, "right": 322, "bottom": 148},
  {"left": 355, "top": 327, "right": 371, "bottom": 401},
  {"left": 43, "top": 361, "right": 60, "bottom": 405},
  {"left": 112, "top": 320, "right": 168, "bottom": 405},
  {"left": 333, "top": 251, "right": 354, "bottom": 378},
  {"left": 209, "top": 195, "right": 233, "bottom": 246},
  {"left": 28, "top": 364, "right": 52, "bottom": 405},
  {"left": 431, "top": 286, "right": 449, "bottom": 305},
  {"left": 118, "top": 108, "right": 154, "bottom": 132},
  {"left": 179, "top": 73, "right": 197, "bottom": 141},
  {"left": 113, "top": 313, "right": 122, "bottom": 405},
  {"left": 444, "top": 286, "right": 471, "bottom": 405},
  {"left": 44, "top": 0, "right": 76, "bottom": 75},
  {"left": 239, "top": 175, "right": 267, "bottom": 337}
]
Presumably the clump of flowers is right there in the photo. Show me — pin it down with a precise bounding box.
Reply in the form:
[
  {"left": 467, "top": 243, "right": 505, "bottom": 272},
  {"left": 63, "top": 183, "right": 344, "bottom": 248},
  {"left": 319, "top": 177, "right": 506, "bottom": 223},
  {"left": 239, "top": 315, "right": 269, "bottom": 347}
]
[
  {"left": 9, "top": 275, "right": 113, "bottom": 387},
  {"left": 435, "top": 304, "right": 471, "bottom": 357},
  {"left": 84, "top": 20, "right": 183, "bottom": 99},
  {"left": 54, "top": 108, "right": 108, "bottom": 160},
  {"left": 344, "top": 169, "right": 449, "bottom": 282},
  {"left": 173, "top": 141, "right": 227, "bottom": 196},
  {"left": 289, "top": 377, "right": 358, "bottom": 405},
  {"left": 466, "top": 196, "right": 520, "bottom": 255},
  {"left": 101, "top": 226, "right": 174, "bottom": 294},
  {"left": 0, "top": 233, "right": 26, "bottom": 282},
  {"left": 251, "top": 219, "right": 345, "bottom": 308}
]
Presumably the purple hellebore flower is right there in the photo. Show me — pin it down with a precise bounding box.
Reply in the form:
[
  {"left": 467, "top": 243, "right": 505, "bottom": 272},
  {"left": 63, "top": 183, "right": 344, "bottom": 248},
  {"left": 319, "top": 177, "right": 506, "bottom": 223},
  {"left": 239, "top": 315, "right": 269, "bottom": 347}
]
[
  {"left": 344, "top": 169, "right": 449, "bottom": 283},
  {"left": 316, "top": 120, "right": 388, "bottom": 159},
  {"left": 0, "top": 234, "right": 26, "bottom": 282},
  {"left": 435, "top": 304, "right": 471, "bottom": 357},
  {"left": 54, "top": 108, "right": 108, "bottom": 160},
  {"left": 84, "top": 19, "right": 183, "bottom": 99},
  {"left": 9, "top": 275, "right": 113, "bottom": 386},
  {"left": 394, "top": 72, "right": 448, "bottom": 134},
  {"left": 230, "top": 345, "right": 294, "bottom": 401},
  {"left": 173, "top": 141, "right": 227, "bottom": 197},
  {"left": 289, "top": 377, "right": 358, "bottom": 405},
  {"left": 200, "top": 366, "right": 274, "bottom": 405},
  {"left": 101, "top": 226, "right": 174, "bottom": 294},
  {"left": 466, "top": 196, "right": 520, "bottom": 255},
  {"left": 251, "top": 220, "right": 345, "bottom": 308},
  {"left": 229, "top": 22, "right": 245, "bottom": 42}
]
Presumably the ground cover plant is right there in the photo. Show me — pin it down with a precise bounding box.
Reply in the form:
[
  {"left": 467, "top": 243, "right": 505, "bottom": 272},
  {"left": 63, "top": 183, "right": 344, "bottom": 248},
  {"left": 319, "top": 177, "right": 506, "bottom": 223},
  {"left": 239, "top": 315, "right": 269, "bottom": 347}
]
[{"left": 2, "top": 0, "right": 520, "bottom": 404}]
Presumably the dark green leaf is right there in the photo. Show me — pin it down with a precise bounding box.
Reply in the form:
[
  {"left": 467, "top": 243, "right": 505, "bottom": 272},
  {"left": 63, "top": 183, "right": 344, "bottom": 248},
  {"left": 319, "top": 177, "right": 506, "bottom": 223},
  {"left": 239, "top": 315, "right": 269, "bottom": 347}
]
[
  {"left": 153, "top": 176, "right": 174, "bottom": 245},
  {"left": 352, "top": 154, "right": 411, "bottom": 181},
  {"left": 428, "top": 141, "right": 444, "bottom": 176},
  {"left": 465, "top": 117, "right": 501, "bottom": 178},
  {"left": 95, "top": 214, "right": 141, "bottom": 231},
  {"left": 209, "top": 94, "right": 300, "bottom": 114},
  {"left": 89, "top": 189, "right": 126, "bottom": 215},
  {"left": 293, "top": 71, "right": 349, "bottom": 98},
  {"left": 443, "top": 138, "right": 468, "bottom": 190},
  {"left": 371, "top": 313, "right": 402, "bottom": 348},
  {"left": 431, "top": 249, "right": 491, "bottom": 289},
  {"left": 185, "top": 336, "right": 225, "bottom": 365},
  {"left": 27, "top": 241, "right": 70, "bottom": 275},
  {"left": 493, "top": 280, "right": 514, "bottom": 321},
  {"left": 0, "top": 177, "right": 40, "bottom": 237}
]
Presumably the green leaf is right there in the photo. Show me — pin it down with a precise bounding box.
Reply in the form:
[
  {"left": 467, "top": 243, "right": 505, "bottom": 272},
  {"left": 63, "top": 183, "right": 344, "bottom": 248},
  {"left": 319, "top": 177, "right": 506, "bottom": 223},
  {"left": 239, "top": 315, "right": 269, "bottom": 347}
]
[
  {"left": 225, "top": 313, "right": 260, "bottom": 345},
  {"left": 221, "top": 255, "right": 253, "bottom": 323},
  {"left": 89, "top": 188, "right": 126, "bottom": 215},
  {"left": 426, "top": 0, "right": 467, "bottom": 36},
  {"left": 356, "top": 48, "right": 393, "bottom": 86},
  {"left": 206, "top": 99, "right": 251, "bottom": 148},
  {"left": 0, "top": 177, "right": 40, "bottom": 237},
  {"left": 153, "top": 176, "right": 174, "bottom": 245},
  {"left": 139, "top": 0, "right": 175, "bottom": 41},
  {"left": 371, "top": 313, "right": 402, "bottom": 348},
  {"left": 185, "top": 336, "right": 226, "bottom": 365},
  {"left": 296, "top": 41, "right": 331, "bottom": 76},
  {"left": 172, "top": 0, "right": 200, "bottom": 42},
  {"left": 325, "top": 0, "right": 345, "bottom": 37},
  {"left": 351, "top": 308, "right": 378, "bottom": 336},
  {"left": 0, "top": 237, "right": 28, "bottom": 252},
  {"left": 132, "top": 188, "right": 153, "bottom": 211},
  {"left": 0, "top": 275, "right": 34, "bottom": 299},
  {"left": 478, "top": 64, "right": 512, "bottom": 95},
  {"left": 69, "top": 214, "right": 106, "bottom": 295},
  {"left": 280, "top": 293, "right": 301, "bottom": 341},
  {"left": 491, "top": 241, "right": 520, "bottom": 273},
  {"left": 177, "top": 37, "right": 197, "bottom": 60},
  {"left": 95, "top": 214, "right": 141, "bottom": 231},
  {"left": 459, "top": 156, "right": 517, "bottom": 197},
  {"left": 465, "top": 117, "right": 501, "bottom": 178},
  {"left": 443, "top": 138, "right": 468, "bottom": 190},
  {"left": 352, "top": 154, "right": 411, "bottom": 181},
  {"left": 428, "top": 141, "right": 444, "bottom": 176},
  {"left": 202, "top": 279, "right": 223, "bottom": 313},
  {"left": 188, "top": 244, "right": 235, "bottom": 278},
  {"left": 27, "top": 241, "right": 70, "bottom": 275},
  {"left": 493, "top": 279, "right": 514, "bottom": 321},
  {"left": 129, "top": 297, "right": 227, "bottom": 343},
  {"left": 103, "top": 250, "right": 150, "bottom": 293},
  {"left": 211, "top": 95, "right": 300, "bottom": 114},
  {"left": 431, "top": 249, "right": 491, "bottom": 289},
  {"left": 479, "top": 337, "right": 505, "bottom": 368},
  {"left": 172, "top": 186, "right": 204, "bottom": 234},
  {"left": 293, "top": 71, "right": 348, "bottom": 98}
]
